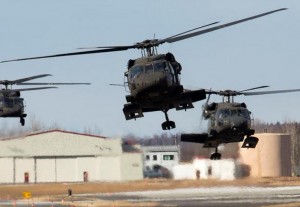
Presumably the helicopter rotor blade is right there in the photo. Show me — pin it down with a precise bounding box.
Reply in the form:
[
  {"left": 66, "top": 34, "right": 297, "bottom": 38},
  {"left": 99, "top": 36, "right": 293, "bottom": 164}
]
[
  {"left": 0, "top": 74, "right": 52, "bottom": 85},
  {"left": 158, "top": 21, "right": 220, "bottom": 44},
  {"left": 109, "top": 83, "right": 125, "bottom": 87},
  {"left": 164, "top": 8, "right": 287, "bottom": 44},
  {"left": 0, "top": 87, "right": 57, "bottom": 94},
  {"left": 1, "top": 47, "right": 133, "bottom": 63},
  {"left": 0, "top": 8, "right": 286, "bottom": 63},
  {"left": 242, "top": 89, "right": 300, "bottom": 96},
  {"left": 16, "top": 82, "right": 90, "bottom": 85},
  {"left": 238, "top": 86, "right": 269, "bottom": 93},
  {"left": 204, "top": 89, "right": 212, "bottom": 105},
  {"left": 77, "top": 45, "right": 135, "bottom": 50},
  {"left": 205, "top": 89, "right": 221, "bottom": 95}
]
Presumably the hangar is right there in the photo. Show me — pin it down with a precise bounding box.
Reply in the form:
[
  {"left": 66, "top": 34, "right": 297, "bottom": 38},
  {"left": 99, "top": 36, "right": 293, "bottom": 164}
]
[{"left": 0, "top": 130, "right": 143, "bottom": 184}]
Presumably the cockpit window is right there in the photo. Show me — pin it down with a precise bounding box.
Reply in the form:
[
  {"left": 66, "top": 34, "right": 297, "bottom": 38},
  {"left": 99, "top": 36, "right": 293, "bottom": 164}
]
[
  {"left": 216, "top": 109, "right": 230, "bottom": 119},
  {"left": 238, "top": 109, "right": 250, "bottom": 119},
  {"left": 4, "top": 98, "right": 14, "bottom": 107},
  {"left": 154, "top": 61, "right": 166, "bottom": 72},
  {"left": 216, "top": 108, "right": 250, "bottom": 119},
  {"left": 145, "top": 64, "right": 153, "bottom": 73},
  {"left": 231, "top": 109, "right": 238, "bottom": 116},
  {"left": 14, "top": 99, "right": 23, "bottom": 106},
  {"left": 129, "top": 65, "right": 144, "bottom": 79}
]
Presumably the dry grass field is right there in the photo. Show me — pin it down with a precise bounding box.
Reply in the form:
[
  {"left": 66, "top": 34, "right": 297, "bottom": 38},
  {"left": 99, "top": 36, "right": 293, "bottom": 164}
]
[{"left": 1, "top": 177, "right": 300, "bottom": 199}]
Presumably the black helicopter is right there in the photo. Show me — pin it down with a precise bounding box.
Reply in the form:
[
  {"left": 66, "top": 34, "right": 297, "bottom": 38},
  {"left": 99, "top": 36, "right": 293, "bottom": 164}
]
[
  {"left": 181, "top": 86, "right": 300, "bottom": 160},
  {"left": 1, "top": 8, "right": 286, "bottom": 130},
  {"left": 0, "top": 74, "right": 90, "bottom": 126}
]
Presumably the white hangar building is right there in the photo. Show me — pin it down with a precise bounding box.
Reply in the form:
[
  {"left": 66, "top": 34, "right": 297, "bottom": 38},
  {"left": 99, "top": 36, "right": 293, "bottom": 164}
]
[{"left": 0, "top": 130, "right": 143, "bottom": 184}]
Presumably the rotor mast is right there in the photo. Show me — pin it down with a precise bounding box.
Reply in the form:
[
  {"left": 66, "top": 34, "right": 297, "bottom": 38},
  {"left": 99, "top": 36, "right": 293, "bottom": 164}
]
[{"left": 138, "top": 40, "right": 159, "bottom": 57}]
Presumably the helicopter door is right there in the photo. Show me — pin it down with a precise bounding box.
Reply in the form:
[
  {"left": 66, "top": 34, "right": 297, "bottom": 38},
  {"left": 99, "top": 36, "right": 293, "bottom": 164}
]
[
  {"left": 167, "top": 62, "right": 177, "bottom": 85},
  {"left": 153, "top": 61, "right": 175, "bottom": 86}
]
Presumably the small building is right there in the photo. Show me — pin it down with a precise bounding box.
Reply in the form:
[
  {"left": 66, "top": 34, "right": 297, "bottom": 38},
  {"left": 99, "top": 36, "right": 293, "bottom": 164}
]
[
  {"left": 173, "top": 158, "right": 241, "bottom": 180},
  {"left": 141, "top": 145, "right": 180, "bottom": 178},
  {"left": 0, "top": 130, "right": 143, "bottom": 184}
]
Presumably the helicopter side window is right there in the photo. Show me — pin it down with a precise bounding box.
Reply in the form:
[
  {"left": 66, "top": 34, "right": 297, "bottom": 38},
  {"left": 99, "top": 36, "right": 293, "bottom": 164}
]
[
  {"left": 4, "top": 98, "right": 13, "bottom": 107},
  {"left": 216, "top": 109, "right": 230, "bottom": 119},
  {"left": 231, "top": 109, "right": 238, "bottom": 116},
  {"left": 154, "top": 61, "right": 166, "bottom": 72},
  {"left": 145, "top": 64, "right": 153, "bottom": 73},
  {"left": 15, "top": 99, "right": 23, "bottom": 106},
  {"left": 129, "top": 65, "right": 144, "bottom": 79},
  {"left": 238, "top": 109, "right": 250, "bottom": 119}
]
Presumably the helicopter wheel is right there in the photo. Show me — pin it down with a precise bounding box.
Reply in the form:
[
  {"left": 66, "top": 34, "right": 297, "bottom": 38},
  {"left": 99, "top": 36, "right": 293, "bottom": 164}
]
[
  {"left": 162, "top": 110, "right": 176, "bottom": 130},
  {"left": 210, "top": 153, "right": 221, "bottom": 160},
  {"left": 20, "top": 117, "right": 25, "bottom": 126},
  {"left": 162, "top": 121, "right": 176, "bottom": 130},
  {"left": 210, "top": 147, "right": 221, "bottom": 160}
]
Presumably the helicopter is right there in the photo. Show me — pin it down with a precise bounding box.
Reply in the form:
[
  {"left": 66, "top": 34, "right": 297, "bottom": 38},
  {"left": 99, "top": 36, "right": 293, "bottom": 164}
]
[
  {"left": 0, "top": 74, "right": 90, "bottom": 126},
  {"left": 1, "top": 8, "right": 287, "bottom": 130},
  {"left": 181, "top": 86, "right": 300, "bottom": 160}
]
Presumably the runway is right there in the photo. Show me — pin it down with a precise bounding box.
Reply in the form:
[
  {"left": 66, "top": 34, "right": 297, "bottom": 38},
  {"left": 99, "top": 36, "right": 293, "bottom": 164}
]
[
  {"left": 1, "top": 185, "right": 300, "bottom": 206},
  {"left": 78, "top": 186, "right": 300, "bottom": 207}
]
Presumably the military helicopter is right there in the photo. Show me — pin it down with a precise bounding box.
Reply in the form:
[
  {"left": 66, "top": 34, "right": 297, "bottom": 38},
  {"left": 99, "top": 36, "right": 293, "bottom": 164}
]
[
  {"left": 1, "top": 8, "right": 286, "bottom": 130},
  {"left": 181, "top": 86, "right": 300, "bottom": 160},
  {"left": 0, "top": 74, "right": 90, "bottom": 126}
]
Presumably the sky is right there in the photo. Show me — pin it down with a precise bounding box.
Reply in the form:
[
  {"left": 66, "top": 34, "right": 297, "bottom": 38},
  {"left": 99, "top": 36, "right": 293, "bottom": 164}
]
[{"left": 1, "top": 0, "right": 300, "bottom": 138}]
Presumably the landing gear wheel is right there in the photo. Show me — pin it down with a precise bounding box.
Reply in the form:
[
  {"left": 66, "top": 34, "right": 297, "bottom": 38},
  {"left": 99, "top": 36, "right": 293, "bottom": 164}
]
[
  {"left": 210, "top": 153, "right": 221, "bottom": 160},
  {"left": 161, "top": 109, "right": 176, "bottom": 130},
  {"left": 162, "top": 121, "right": 176, "bottom": 130},
  {"left": 210, "top": 147, "right": 221, "bottom": 160}
]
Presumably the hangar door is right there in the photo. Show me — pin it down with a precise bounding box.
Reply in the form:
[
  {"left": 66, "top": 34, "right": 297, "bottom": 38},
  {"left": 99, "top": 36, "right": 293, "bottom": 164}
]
[
  {"left": 56, "top": 157, "right": 77, "bottom": 182},
  {"left": 36, "top": 158, "right": 56, "bottom": 182}
]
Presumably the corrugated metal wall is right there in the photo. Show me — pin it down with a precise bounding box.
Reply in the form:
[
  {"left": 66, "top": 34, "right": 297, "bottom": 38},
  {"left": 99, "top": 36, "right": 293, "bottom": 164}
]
[{"left": 0, "top": 154, "right": 143, "bottom": 184}]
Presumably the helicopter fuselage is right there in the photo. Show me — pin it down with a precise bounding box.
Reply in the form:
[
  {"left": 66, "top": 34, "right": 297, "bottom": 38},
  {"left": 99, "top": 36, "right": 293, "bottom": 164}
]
[
  {"left": 126, "top": 53, "right": 181, "bottom": 99},
  {"left": 122, "top": 53, "right": 206, "bottom": 130},
  {"left": 209, "top": 103, "right": 251, "bottom": 135},
  {"left": 0, "top": 95, "right": 25, "bottom": 118}
]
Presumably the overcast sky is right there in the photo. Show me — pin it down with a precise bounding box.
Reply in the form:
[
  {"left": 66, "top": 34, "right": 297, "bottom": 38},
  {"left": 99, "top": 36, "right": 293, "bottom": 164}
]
[{"left": 1, "top": 0, "right": 299, "bottom": 137}]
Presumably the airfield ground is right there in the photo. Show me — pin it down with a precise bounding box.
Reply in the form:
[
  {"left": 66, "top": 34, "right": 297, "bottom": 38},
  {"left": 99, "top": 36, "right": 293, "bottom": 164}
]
[
  {"left": 1, "top": 177, "right": 300, "bottom": 206},
  {"left": 1, "top": 177, "right": 300, "bottom": 198}
]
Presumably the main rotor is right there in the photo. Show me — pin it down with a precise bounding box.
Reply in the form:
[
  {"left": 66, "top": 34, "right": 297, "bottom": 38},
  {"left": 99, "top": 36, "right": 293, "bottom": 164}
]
[
  {"left": 0, "top": 74, "right": 90, "bottom": 95},
  {"left": 205, "top": 86, "right": 300, "bottom": 103},
  {"left": 1, "top": 8, "right": 287, "bottom": 63}
]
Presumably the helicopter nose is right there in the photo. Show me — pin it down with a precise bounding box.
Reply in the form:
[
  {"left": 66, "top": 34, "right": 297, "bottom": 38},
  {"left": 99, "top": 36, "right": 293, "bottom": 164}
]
[{"left": 232, "top": 120, "right": 248, "bottom": 130}]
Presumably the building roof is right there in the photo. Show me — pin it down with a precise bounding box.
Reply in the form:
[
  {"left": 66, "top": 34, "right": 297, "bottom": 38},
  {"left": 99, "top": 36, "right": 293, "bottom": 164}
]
[
  {"left": 141, "top": 145, "right": 180, "bottom": 153},
  {"left": 26, "top": 129, "right": 107, "bottom": 139},
  {"left": 0, "top": 130, "right": 122, "bottom": 157}
]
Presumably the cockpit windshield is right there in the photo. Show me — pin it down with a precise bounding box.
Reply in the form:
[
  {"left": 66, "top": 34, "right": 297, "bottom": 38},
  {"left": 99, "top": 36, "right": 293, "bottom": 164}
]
[
  {"left": 3, "top": 98, "right": 14, "bottom": 107},
  {"left": 129, "top": 65, "right": 144, "bottom": 79},
  {"left": 145, "top": 64, "right": 153, "bottom": 73},
  {"left": 216, "top": 108, "right": 250, "bottom": 119},
  {"left": 14, "top": 99, "right": 24, "bottom": 106},
  {"left": 154, "top": 61, "right": 167, "bottom": 72},
  {"left": 128, "top": 61, "right": 170, "bottom": 80}
]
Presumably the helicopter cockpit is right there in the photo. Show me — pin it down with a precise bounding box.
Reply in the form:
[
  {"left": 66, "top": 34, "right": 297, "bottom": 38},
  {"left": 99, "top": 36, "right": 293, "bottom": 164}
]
[
  {"left": 128, "top": 61, "right": 174, "bottom": 78},
  {"left": 126, "top": 60, "right": 177, "bottom": 90},
  {"left": 0, "top": 97, "right": 24, "bottom": 108},
  {"left": 216, "top": 108, "right": 250, "bottom": 120}
]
